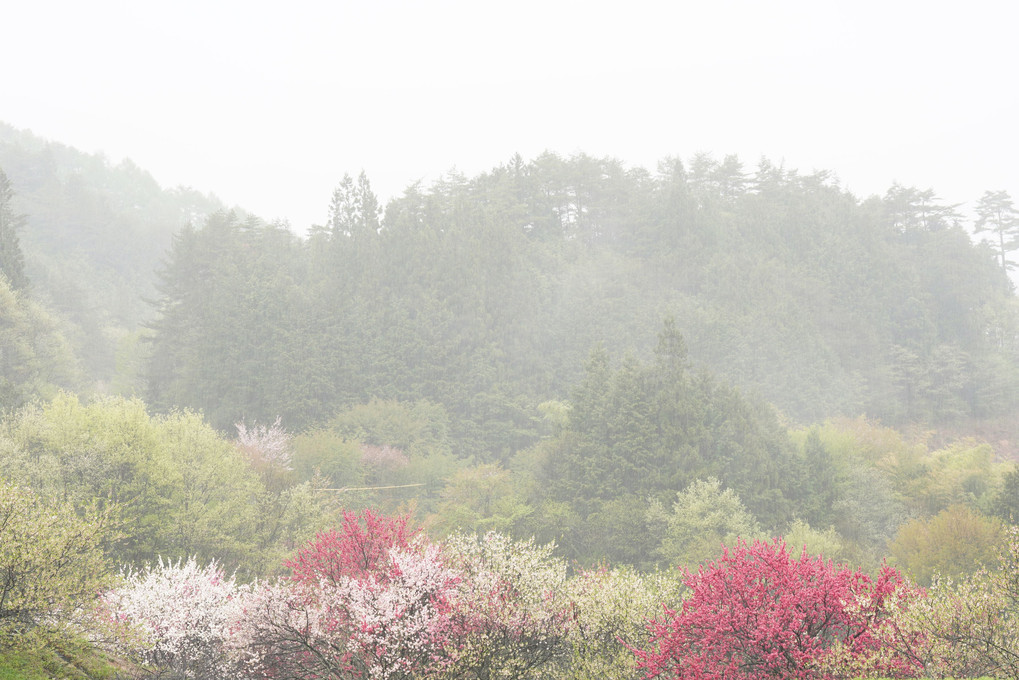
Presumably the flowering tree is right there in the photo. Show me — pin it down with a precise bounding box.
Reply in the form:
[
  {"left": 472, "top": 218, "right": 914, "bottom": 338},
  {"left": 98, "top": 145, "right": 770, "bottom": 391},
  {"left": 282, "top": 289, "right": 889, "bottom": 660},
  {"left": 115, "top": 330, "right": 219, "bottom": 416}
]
[
  {"left": 102, "top": 556, "right": 248, "bottom": 679},
  {"left": 238, "top": 521, "right": 575, "bottom": 680},
  {"left": 556, "top": 566, "right": 685, "bottom": 680},
  {"left": 285, "top": 509, "right": 418, "bottom": 586},
  {"left": 234, "top": 542, "right": 461, "bottom": 680},
  {"left": 235, "top": 510, "right": 455, "bottom": 679},
  {"left": 636, "top": 538, "right": 920, "bottom": 680},
  {"left": 890, "top": 524, "right": 1019, "bottom": 679},
  {"left": 442, "top": 531, "right": 574, "bottom": 679},
  {"left": 360, "top": 444, "right": 409, "bottom": 470},
  {"left": 236, "top": 416, "right": 293, "bottom": 470}
]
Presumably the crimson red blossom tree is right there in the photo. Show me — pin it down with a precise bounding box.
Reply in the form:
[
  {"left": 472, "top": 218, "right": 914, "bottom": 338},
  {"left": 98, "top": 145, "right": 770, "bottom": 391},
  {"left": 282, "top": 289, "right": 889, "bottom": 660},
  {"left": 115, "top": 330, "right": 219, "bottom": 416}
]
[
  {"left": 286, "top": 508, "right": 418, "bottom": 585},
  {"left": 635, "top": 538, "right": 921, "bottom": 680}
]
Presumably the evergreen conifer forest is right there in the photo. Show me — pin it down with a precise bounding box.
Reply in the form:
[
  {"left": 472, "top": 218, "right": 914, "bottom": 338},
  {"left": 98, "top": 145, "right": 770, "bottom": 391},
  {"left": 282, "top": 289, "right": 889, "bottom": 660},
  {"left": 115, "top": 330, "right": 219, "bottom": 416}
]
[{"left": 2, "top": 123, "right": 1019, "bottom": 678}]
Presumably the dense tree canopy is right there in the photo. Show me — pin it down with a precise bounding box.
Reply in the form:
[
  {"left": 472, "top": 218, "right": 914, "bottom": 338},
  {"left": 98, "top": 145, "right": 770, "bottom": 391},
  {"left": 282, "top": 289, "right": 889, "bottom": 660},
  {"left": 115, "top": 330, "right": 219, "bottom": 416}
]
[
  {"left": 0, "top": 168, "right": 27, "bottom": 291},
  {"left": 0, "top": 394, "right": 325, "bottom": 574},
  {"left": 136, "top": 153, "right": 1018, "bottom": 457},
  {"left": 0, "top": 123, "right": 225, "bottom": 380}
]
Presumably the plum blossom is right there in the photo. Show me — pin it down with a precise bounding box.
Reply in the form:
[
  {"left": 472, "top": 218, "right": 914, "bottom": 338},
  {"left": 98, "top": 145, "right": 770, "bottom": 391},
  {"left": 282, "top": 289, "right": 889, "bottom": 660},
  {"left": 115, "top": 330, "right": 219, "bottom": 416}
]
[
  {"left": 232, "top": 540, "right": 462, "bottom": 680},
  {"left": 236, "top": 416, "right": 293, "bottom": 470},
  {"left": 102, "top": 556, "right": 248, "bottom": 679}
]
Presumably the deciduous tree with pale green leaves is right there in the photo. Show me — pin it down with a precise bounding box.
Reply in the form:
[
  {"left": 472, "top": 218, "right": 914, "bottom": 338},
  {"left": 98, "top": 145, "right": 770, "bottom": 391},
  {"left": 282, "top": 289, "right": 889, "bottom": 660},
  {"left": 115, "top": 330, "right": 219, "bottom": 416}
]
[
  {"left": 881, "top": 524, "right": 1019, "bottom": 679},
  {"left": 647, "top": 477, "right": 764, "bottom": 567},
  {"left": 888, "top": 504, "right": 1003, "bottom": 586},
  {"left": 0, "top": 394, "right": 323, "bottom": 575},
  {"left": 0, "top": 480, "right": 116, "bottom": 649},
  {"left": 556, "top": 566, "right": 685, "bottom": 680}
]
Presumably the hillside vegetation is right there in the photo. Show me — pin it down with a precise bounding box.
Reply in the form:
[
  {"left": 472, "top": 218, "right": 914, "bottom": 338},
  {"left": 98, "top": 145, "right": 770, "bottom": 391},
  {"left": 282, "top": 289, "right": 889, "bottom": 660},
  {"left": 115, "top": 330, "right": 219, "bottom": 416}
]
[
  {"left": 2, "top": 125, "right": 1019, "bottom": 677},
  {"left": 142, "top": 154, "right": 1019, "bottom": 443}
]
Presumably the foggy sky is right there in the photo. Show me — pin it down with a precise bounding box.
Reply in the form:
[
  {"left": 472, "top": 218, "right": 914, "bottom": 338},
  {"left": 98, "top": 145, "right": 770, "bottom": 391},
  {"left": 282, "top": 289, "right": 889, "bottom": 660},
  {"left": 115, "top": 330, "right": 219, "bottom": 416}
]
[{"left": 4, "top": 0, "right": 1017, "bottom": 232}]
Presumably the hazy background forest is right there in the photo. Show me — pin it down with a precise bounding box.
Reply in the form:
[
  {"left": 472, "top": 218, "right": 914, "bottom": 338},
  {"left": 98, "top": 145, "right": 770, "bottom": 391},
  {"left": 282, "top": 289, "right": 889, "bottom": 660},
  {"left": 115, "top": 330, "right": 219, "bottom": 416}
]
[{"left": 1, "top": 120, "right": 1017, "bottom": 579}]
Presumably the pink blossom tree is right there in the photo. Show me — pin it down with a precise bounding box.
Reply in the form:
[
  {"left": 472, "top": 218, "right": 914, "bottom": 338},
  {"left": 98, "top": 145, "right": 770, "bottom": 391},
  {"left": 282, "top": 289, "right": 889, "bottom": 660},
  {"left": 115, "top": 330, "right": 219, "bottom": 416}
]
[
  {"left": 233, "top": 543, "right": 461, "bottom": 680},
  {"left": 635, "top": 538, "right": 921, "bottom": 680},
  {"left": 234, "top": 510, "right": 454, "bottom": 679},
  {"left": 359, "top": 444, "right": 409, "bottom": 470},
  {"left": 235, "top": 516, "right": 575, "bottom": 680}
]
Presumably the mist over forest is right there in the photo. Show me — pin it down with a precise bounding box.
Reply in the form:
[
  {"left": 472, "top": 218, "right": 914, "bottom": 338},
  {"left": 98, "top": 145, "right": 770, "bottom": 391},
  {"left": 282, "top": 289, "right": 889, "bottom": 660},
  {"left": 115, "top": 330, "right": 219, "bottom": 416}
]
[{"left": 3, "top": 121, "right": 1019, "bottom": 677}]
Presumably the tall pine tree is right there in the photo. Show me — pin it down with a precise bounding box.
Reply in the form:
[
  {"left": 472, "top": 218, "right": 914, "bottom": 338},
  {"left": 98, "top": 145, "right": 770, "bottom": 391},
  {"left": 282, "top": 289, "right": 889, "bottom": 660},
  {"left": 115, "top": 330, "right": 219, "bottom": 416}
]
[
  {"left": 0, "top": 168, "right": 28, "bottom": 290},
  {"left": 974, "top": 189, "right": 1019, "bottom": 278}
]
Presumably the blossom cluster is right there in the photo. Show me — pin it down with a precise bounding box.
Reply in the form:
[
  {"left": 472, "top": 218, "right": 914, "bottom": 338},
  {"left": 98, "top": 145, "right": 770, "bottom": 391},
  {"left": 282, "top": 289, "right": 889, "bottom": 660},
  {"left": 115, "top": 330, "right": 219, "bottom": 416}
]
[
  {"left": 360, "top": 444, "right": 410, "bottom": 470},
  {"left": 96, "top": 513, "right": 1018, "bottom": 680},
  {"left": 636, "top": 538, "right": 924, "bottom": 680},
  {"left": 102, "top": 556, "right": 248, "bottom": 679},
  {"left": 235, "top": 416, "right": 293, "bottom": 470},
  {"left": 230, "top": 541, "right": 464, "bottom": 680},
  {"left": 104, "top": 512, "right": 576, "bottom": 679}
]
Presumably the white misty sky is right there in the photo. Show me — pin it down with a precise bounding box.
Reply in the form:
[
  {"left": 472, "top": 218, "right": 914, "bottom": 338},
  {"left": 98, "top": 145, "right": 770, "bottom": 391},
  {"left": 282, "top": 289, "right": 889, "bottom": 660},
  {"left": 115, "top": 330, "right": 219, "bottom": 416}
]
[{"left": 3, "top": 0, "right": 1017, "bottom": 232}]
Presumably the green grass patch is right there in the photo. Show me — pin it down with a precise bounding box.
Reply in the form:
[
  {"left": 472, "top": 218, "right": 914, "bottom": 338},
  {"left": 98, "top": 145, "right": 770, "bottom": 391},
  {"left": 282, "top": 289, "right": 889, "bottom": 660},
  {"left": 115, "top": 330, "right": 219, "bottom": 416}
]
[{"left": 0, "top": 638, "right": 123, "bottom": 680}]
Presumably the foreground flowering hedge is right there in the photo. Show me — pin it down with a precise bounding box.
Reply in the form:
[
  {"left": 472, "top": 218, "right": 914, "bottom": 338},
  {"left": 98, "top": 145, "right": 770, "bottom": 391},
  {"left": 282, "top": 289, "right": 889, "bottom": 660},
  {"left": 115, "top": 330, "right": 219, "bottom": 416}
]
[
  {"left": 97, "top": 512, "right": 1019, "bottom": 680},
  {"left": 102, "top": 511, "right": 582, "bottom": 679}
]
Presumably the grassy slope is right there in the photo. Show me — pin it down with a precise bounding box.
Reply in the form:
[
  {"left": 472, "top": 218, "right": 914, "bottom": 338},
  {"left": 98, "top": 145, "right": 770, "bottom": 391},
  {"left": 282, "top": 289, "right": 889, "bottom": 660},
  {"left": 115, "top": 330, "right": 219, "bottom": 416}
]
[{"left": 0, "top": 641, "right": 125, "bottom": 680}]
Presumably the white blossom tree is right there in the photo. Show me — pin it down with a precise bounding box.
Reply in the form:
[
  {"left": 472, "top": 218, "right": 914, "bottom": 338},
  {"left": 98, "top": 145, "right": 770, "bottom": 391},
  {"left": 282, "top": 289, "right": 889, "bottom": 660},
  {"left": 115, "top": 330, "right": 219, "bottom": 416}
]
[
  {"left": 102, "top": 556, "right": 248, "bottom": 679},
  {"left": 236, "top": 416, "right": 293, "bottom": 470},
  {"left": 442, "top": 531, "right": 574, "bottom": 679}
]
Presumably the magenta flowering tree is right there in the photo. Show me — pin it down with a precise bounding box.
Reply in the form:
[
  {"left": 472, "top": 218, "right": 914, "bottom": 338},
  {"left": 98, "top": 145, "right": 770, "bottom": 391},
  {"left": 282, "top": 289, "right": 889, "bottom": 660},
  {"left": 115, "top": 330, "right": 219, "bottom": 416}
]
[
  {"left": 285, "top": 508, "right": 418, "bottom": 586},
  {"left": 635, "top": 538, "right": 921, "bottom": 680}
]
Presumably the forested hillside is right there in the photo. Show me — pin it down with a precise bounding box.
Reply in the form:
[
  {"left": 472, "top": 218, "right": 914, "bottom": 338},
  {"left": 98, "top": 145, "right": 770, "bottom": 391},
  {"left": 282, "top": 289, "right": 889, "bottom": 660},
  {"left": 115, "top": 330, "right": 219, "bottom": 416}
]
[
  {"left": 143, "top": 153, "right": 1019, "bottom": 448},
  {"left": 2, "top": 127, "right": 1019, "bottom": 553},
  {"left": 0, "top": 123, "right": 225, "bottom": 383},
  {"left": 4, "top": 124, "right": 1016, "bottom": 445}
]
